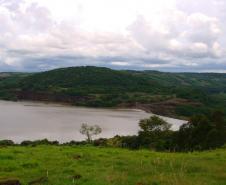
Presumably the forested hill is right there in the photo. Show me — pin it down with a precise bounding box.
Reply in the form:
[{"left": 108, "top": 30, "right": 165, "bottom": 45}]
[
  {"left": 0, "top": 66, "right": 226, "bottom": 118},
  {"left": 8, "top": 66, "right": 226, "bottom": 93},
  {"left": 129, "top": 70, "right": 226, "bottom": 91},
  {"left": 20, "top": 66, "right": 155, "bottom": 93}
]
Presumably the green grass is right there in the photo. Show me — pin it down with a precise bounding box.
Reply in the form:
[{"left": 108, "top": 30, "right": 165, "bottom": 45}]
[{"left": 1, "top": 146, "right": 226, "bottom": 185}]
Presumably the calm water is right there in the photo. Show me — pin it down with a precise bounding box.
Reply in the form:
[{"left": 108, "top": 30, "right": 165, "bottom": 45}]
[{"left": 0, "top": 100, "right": 186, "bottom": 143}]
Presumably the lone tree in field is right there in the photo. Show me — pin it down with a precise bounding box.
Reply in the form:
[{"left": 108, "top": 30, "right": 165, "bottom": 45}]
[{"left": 80, "top": 123, "right": 102, "bottom": 143}]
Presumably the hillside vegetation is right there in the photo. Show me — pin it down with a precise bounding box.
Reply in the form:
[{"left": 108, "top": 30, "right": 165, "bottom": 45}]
[
  {"left": 1, "top": 145, "right": 226, "bottom": 185},
  {"left": 0, "top": 66, "right": 226, "bottom": 118},
  {"left": 21, "top": 66, "right": 153, "bottom": 93}
]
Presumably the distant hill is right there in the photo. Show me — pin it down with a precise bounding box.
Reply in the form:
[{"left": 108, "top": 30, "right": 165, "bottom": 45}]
[
  {"left": 129, "top": 70, "right": 226, "bottom": 90},
  {"left": 19, "top": 66, "right": 226, "bottom": 94},
  {"left": 0, "top": 66, "right": 226, "bottom": 118},
  {"left": 20, "top": 66, "right": 156, "bottom": 93}
]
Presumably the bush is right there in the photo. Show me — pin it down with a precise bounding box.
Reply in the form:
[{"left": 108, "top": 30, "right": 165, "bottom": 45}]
[
  {"left": 20, "top": 139, "right": 59, "bottom": 146},
  {"left": 121, "top": 136, "right": 140, "bottom": 149},
  {"left": 0, "top": 140, "right": 15, "bottom": 146},
  {"left": 93, "top": 138, "right": 107, "bottom": 146},
  {"left": 63, "top": 140, "right": 88, "bottom": 146},
  {"left": 20, "top": 140, "right": 34, "bottom": 146}
]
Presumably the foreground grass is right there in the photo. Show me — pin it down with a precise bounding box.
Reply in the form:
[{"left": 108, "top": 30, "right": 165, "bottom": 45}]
[{"left": 1, "top": 146, "right": 226, "bottom": 185}]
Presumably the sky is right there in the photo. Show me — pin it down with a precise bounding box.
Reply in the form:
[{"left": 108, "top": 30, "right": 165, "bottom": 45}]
[{"left": 0, "top": 0, "right": 226, "bottom": 72}]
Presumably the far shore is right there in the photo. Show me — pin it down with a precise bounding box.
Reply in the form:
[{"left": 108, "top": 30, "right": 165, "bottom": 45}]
[{"left": 0, "top": 98, "right": 188, "bottom": 121}]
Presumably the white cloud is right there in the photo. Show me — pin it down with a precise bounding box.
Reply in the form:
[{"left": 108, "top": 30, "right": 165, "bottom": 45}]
[
  {"left": 0, "top": 0, "right": 226, "bottom": 72},
  {"left": 111, "top": 61, "right": 130, "bottom": 66}
]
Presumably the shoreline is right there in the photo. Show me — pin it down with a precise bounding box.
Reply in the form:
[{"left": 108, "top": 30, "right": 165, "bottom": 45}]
[
  {"left": 0, "top": 99, "right": 145, "bottom": 113},
  {"left": 0, "top": 99, "right": 187, "bottom": 143},
  {"left": 0, "top": 98, "right": 187, "bottom": 121}
]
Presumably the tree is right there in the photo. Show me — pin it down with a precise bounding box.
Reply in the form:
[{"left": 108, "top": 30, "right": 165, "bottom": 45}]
[
  {"left": 209, "top": 110, "right": 226, "bottom": 147},
  {"left": 138, "top": 116, "right": 172, "bottom": 150},
  {"left": 176, "top": 111, "right": 226, "bottom": 151},
  {"left": 139, "top": 116, "right": 171, "bottom": 133},
  {"left": 80, "top": 123, "right": 102, "bottom": 143}
]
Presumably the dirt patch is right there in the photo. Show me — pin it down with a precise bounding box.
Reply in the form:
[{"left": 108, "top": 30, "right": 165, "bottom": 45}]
[
  {"left": 0, "top": 179, "right": 21, "bottom": 185},
  {"left": 136, "top": 183, "right": 145, "bottom": 185},
  {"left": 73, "top": 154, "right": 82, "bottom": 160},
  {"left": 72, "top": 174, "right": 82, "bottom": 180},
  {"left": 28, "top": 177, "right": 48, "bottom": 185},
  {"left": 119, "top": 98, "right": 201, "bottom": 119}
]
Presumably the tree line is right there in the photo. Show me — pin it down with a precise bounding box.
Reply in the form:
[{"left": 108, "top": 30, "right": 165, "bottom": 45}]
[
  {"left": 91, "top": 110, "right": 226, "bottom": 152},
  {"left": 1, "top": 110, "right": 226, "bottom": 152}
]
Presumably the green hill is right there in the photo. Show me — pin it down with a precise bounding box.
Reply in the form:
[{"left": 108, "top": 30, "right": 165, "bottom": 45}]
[
  {"left": 20, "top": 66, "right": 155, "bottom": 93},
  {"left": 0, "top": 66, "right": 226, "bottom": 118},
  {"left": 19, "top": 66, "right": 226, "bottom": 95}
]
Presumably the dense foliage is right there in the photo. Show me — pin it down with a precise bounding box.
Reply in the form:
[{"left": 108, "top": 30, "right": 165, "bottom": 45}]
[
  {"left": 21, "top": 66, "right": 154, "bottom": 94},
  {"left": 175, "top": 110, "right": 226, "bottom": 151},
  {"left": 104, "top": 111, "right": 226, "bottom": 151}
]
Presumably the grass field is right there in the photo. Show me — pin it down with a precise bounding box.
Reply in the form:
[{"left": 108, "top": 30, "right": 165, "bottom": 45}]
[{"left": 1, "top": 146, "right": 226, "bottom": 185}]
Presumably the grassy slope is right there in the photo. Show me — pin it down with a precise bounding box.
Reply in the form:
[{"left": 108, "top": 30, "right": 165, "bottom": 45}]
[{"left": 1, "top": 146, "right": 226, "bottom": 185}]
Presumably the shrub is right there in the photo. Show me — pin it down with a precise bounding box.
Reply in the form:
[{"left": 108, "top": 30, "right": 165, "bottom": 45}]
[{"left": 0, "top": 140, "right": 15, "bottom": 146}]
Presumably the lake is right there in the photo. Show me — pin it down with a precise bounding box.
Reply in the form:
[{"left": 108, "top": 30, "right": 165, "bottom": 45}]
[{"left": 0, "top": 100, "right": 186, "bottom": 143}]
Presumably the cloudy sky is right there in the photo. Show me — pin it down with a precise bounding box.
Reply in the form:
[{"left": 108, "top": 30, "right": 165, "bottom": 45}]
[{"left": 0, "top": 0, "right": 226, "bottom": 72}]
